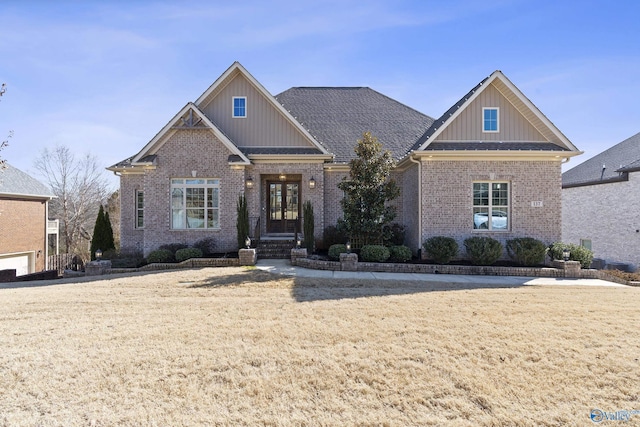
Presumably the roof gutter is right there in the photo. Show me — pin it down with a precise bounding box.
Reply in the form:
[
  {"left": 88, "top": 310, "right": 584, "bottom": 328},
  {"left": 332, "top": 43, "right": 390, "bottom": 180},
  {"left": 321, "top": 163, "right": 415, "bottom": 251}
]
[{"left": 408, "top": 153, "right": 422, "bottom": 255}]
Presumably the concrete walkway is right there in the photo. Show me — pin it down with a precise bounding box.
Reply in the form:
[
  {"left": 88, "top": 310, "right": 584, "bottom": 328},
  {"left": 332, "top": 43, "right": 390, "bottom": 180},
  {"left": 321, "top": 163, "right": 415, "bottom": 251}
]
[{"left": 256, "top": 259, "right": 627, "bottom": 287}]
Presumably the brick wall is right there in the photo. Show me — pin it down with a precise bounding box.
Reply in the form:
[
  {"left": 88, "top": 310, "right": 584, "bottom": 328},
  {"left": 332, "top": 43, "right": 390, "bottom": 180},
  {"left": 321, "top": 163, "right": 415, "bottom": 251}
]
[
  {"left": 563, "top": 172, "right": 640, "bottom": 270},
  {"left": 323, "top": 169, "right": 347, "bottom": 231},
  {"left": 0, "top": 198, "right": 47, "bottom": 272},
  {"left": 419, "top": 159, "right": 562, "bottom": 258},
  {"left": 401, "top": 164, "right": 420, "bottom": 253}
]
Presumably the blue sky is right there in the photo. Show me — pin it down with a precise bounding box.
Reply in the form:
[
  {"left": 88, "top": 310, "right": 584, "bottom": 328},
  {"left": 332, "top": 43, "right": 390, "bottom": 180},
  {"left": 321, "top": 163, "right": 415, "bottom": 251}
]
[{"left": 1, "top": 0, "right": 638, "bottom": 188}]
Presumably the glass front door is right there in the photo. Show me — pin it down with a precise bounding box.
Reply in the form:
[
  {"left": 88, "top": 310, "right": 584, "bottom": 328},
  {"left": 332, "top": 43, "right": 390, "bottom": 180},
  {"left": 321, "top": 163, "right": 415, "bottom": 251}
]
[{"left": 267, "top": 181, "right": 300, "bottom": 233}]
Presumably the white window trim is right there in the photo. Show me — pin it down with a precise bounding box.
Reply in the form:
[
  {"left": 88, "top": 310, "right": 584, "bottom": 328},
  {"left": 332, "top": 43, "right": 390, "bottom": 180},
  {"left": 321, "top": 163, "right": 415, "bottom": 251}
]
[
  {"left": 472, "top": 181, "right": 510, "bottom": 232},
  {"left": 170, "top": 178, "right": 221, "bottom": 230},
  {"left": 482, "top": 107, "right": 499, "bottom": 133},
  {"left": 232, "top": 96, "right": 247, "bottom": 118},
  {"left": 135, "top": 190, "right": 144, "bottom": 229}
]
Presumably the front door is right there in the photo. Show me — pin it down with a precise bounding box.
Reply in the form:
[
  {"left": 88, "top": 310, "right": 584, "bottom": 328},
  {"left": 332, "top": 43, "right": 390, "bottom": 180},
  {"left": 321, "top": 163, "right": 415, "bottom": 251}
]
[{"left": 267, "top": 181, "right": 300, "bottom": 234}]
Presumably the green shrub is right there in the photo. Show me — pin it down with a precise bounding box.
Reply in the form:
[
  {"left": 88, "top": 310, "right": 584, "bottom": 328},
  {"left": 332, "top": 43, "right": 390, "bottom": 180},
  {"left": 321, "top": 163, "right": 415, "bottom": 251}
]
[
  {"left": 423, "top": 236, "right": 458, "bottom": 264},
  {"left": 389, "top": 245, "right": 412, "bottom": 263},
  {"left": 360, "top": 245, "right": 390, "bottom": 263},
  {"left": 175, "top": 248, "right": 203, "bottom": 262},
  {"left": 548, "top": 242, "right": 594, "bottom": 269},
  {"left": 147, "top": 249, "right": 174, "bottom": 263},
  {"left": 158, "top": 243, "right": 188, "bottom": 261},
  {"left": 193, "top": 237, "right": 216, "bottom": 256},
  {"left": 464, "top": 236, "right": 503, "bottom": 266},
  {"left": 507, "top": 237, "right": 547, "bottom": 266},
  {"left": 328, "top": 244, "right": 348, "bottom": 261}
]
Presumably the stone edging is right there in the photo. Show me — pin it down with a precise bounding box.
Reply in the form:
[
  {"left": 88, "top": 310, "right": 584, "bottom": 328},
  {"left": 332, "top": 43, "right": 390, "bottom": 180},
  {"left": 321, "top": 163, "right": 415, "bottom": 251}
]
[{"left": 293, "top": 257, "right": 630, "bottom": 283}]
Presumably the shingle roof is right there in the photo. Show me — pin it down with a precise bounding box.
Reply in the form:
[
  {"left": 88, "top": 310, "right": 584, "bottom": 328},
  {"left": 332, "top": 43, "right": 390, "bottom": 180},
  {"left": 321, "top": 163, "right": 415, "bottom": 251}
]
[
  {"left": 0, "top": 163, "right": 54, "bottom": 198},
  {"left": 240, "top": 147, "right": 324, "bottom": 155},
  {"left": 562, "top": 131, "right": 640, "bottom": 187},
  {"left": 276, "top": 87, "right": 435, "bottom": 163}
]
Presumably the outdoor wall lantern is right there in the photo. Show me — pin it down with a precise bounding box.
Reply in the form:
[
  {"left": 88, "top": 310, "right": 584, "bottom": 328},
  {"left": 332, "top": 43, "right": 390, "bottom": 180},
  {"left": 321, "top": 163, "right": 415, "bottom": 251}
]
[
  {"left": 95, "top": 249, "right": 103, "bottom": 261},
  {"left": 309, "top": 176, "right": 316, "bottom": 189},
  {"left": 245, "top": 176, "right": 254, "bottom": 189},
  {"left": 296, "top": 237, "right": 302, "bottom": 248},
  {"left": 245, "top": 236, "right": 251, "bottom": 249},
  {"left": 279, "top": 173, "right": 287, "bottom": 181},
  {"left": 346, "top": 241, "right": 351, "bottom": 254},
  {"left": 563, "top": 248, "right": 570, "bottom": 261}
]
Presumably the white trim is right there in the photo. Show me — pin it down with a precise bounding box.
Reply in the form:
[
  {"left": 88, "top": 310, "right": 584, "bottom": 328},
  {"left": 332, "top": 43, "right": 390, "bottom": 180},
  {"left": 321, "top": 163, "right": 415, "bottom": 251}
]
[
  {"left": 482, "top": 107, "right": 499, "bottom": 133},
  {"left": 472, "top": 181, "right": 510, "bottom": 232},
  {"left": 135, "top": 189, "right": 144, "bottom": 229},
  {"left": 170, "top": 178, "right": 221, "bottom": 230},
  {"left": 232, "top": 96, "right": 247, "bottom": 118}
]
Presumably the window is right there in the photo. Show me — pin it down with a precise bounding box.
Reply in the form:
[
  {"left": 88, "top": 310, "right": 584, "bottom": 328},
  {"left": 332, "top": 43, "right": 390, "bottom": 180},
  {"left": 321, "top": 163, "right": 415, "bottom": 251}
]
[
  {"left": 483, "top": 107, "right": 499, "bottom": 132},
  {"left": 135, "top": 190, "right": 144, "bottom": 228},
  {"left": 171, "top": 179, "right": 220, "bottom": 229},
  {"left": 233, "top": 97, "right": 246, "bottom": 118},
  {"left": 580, "top": 239, "right": 592, "bottom": 251},
  {"left": 473, "top": 182, "right": 509, "bottom": 230}
]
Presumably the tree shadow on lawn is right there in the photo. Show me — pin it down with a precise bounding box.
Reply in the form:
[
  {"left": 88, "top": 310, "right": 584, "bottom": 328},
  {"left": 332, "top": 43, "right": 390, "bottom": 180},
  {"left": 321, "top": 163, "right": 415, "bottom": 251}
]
[
  {"left": 290, "top": 276, "right": 527, "bottom": 302},
  {"left": 188, "top": 268, "right": 283, "bottom": 288}
]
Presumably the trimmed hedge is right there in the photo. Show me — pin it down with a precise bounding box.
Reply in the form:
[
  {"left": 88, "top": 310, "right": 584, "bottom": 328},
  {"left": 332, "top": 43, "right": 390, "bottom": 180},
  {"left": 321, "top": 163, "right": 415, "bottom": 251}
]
[
  {"left": 423, "top": 236, "right": 458, "bottom": 264},
  {"left": 389, "top": 245, "right": 412, "bottom": 263},
  {"left": 360, "top": 245, "right": 390, "bottom": 263},
  {"left": 548, "top": 242, "right": 594, "bottom": 269},
  {"left": 328, "top": 244, "right": 348, "bottom": 261},
  {"left": 147, "top": 249, "right": 174, "bottom": 264},
  {"left": 175, "top": 248, "right": 203, "bottom": 262},
  {"left": 507, "top": 237, "right": 547, "bottom": 266},
  {"left": 464, "top": 236, "right": 503, "bottom": 266}
]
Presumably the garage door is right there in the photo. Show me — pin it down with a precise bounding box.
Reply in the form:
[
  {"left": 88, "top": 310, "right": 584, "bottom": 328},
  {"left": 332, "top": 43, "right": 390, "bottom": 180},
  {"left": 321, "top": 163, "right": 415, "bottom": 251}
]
[{"left": 0, "top": 253, "right": 32, "bottom": 276}]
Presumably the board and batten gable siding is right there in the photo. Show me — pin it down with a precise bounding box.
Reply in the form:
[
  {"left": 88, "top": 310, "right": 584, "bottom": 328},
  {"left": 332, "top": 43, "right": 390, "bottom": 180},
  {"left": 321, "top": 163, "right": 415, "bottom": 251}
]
[
  {"left": 199, "top": 74, "right": 315, "bottom": 149},
  {"left": 434, "top": 83, "right": 547, "bottom": 142}
]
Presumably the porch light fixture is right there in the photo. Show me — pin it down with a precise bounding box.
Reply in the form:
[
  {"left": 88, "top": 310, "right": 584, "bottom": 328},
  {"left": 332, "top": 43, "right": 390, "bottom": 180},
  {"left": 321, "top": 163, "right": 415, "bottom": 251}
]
[
  {"left": 95, "top": 249, "right": 103, "bottom": 261},
  {"left": 296, "top": 237, "right": 302, "bottom": 248},
  {"left": 279, "top": 173, "right": 286, "bottom": 181},
  {"left": 309, "top": 177, "right": 316, "bottom": 189},
  {"left": 245, "top": 236, "right": 251, "bottom": 249},
  {"left": 245, "top": 176, "right": 254, "bottom": 189},
  {"left": 562, "top": 248, "right": 570, "bottom": 262},
  {"left": 346, "top": 241, "right": 351, "bottom": 254}
]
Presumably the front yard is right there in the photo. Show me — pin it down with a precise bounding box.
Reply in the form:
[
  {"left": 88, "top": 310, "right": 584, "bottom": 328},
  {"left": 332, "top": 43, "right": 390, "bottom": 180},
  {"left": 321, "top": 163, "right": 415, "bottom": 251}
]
[{"left": 1, "top": 268, "right": 639, "bottom": 426}]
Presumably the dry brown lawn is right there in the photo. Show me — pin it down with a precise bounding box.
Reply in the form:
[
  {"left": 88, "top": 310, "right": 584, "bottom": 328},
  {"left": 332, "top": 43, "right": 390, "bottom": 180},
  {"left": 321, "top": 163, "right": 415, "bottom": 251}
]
[{"left": 1, "top": 267, "right": 639, "bottom": 426}]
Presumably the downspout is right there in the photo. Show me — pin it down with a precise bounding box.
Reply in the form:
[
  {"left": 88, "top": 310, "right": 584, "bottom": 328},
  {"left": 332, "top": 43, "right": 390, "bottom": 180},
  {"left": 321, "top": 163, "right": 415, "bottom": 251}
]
[{"left": 409, "top": 153, "right": 422, "bottom": 255}]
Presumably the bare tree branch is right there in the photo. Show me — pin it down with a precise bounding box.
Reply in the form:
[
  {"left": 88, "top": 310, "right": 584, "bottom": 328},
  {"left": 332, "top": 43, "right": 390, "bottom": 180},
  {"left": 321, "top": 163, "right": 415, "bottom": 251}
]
[{"left": 34, "top": 145, "right": 110, "bottom": 259}]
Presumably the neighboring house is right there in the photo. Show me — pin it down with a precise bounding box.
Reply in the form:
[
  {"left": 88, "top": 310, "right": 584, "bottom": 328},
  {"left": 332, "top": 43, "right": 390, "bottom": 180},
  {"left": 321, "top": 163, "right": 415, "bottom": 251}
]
[
  {"left": 109, "top": 62, "right": 581, "bottom": 257},
  {"left": 562, "top": 131, "right": 640, "bottom": 271},
  {"left": 0, "top": 163, "right": 56, "bottom": 275}
]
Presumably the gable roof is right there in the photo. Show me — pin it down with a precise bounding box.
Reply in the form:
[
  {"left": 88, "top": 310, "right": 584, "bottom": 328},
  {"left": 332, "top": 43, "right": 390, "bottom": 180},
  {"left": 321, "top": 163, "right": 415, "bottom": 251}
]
[
  {"left": 108, "top": 103, "right": 250, "bottom": 171},
  {"left": 196, "top": 62, "right": 331, "bottom": 157},
  {"left": 562, "top": 131, "right": 640, "bottom": 187},
  {"left": 409, "top": 71, "right": 580, "bottom": 155},
  {"left": 0, "top": 163, "right": 54, "bottom": 199},
  {"left": 276, "top": 87, "right": 434, "bottom": 163}
]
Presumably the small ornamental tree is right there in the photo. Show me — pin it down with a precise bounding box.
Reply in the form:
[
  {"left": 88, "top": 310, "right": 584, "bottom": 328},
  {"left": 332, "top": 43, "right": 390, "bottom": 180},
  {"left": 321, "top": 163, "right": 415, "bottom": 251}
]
[
  {"left": 236, "top": 193, "right": 250, "bottom": 250},
  {"left": 104, "top": 211, "right": 115, "bottom": 252},
  {"left": 90, "top": 205, "right": 115, "bottom": 260},
  {"left": 303, "top": 200, "right": 315, "bottom": 252},
  {"left": 338, "top": 132, "right": 400, "bottom": 245}
]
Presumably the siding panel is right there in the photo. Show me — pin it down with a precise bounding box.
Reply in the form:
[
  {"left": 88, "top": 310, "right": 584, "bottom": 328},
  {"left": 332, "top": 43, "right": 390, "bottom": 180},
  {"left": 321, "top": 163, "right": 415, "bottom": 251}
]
[
  {"left": 435, "top": 84, "right": 546, "bottom": 142},
  {"left": 201, "top": 75, "right": 315, "bottom": 149}
]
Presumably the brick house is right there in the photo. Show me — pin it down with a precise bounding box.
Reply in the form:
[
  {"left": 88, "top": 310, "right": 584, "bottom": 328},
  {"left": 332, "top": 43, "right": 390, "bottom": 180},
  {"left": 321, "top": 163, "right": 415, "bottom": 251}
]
[
  {"left": 0, "top": 163, "right": 56, "bottom": 275},
  {"left": 562, "top": 131, "right": 640, "bottom": 271},
  {"left": 109, "top": 62, "right": 581, "bottom": 257}
]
